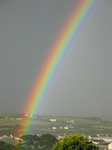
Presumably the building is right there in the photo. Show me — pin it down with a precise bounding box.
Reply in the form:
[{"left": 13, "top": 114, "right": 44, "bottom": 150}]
[
  {"left": 108, "top": 142, "right": 112, "bottom": 150},
  {"left": 64, "top": 126, "right": 68, "bottom": 129},
  {"left": 16, "top": 118, "right": 23, "bottom": 120},
  {"left": 50, "top": 119, "right": 56, "bottom": 122}
]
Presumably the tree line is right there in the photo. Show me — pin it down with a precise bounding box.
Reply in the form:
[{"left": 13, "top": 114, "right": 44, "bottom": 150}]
[{"left": 0, "top": 133, "right": 99, "bottom": 150}]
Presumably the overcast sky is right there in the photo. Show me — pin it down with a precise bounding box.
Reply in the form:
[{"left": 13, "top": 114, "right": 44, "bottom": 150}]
[{"left": 0, "top": 0, "right": 112, "bottom": 120}]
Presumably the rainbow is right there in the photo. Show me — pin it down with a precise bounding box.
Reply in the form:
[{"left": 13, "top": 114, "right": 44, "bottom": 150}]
[{"left": 20, "top": 0, "right": 97, "bottom": 135}]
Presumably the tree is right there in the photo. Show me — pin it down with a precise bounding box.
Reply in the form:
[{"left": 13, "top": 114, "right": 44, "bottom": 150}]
[
  {"left": 0, "top": 141, "right": 16, "bottom": 150},
  {"left": 53, "top": 134, "right": 99, "bottom": 150},
  {"left": 19, "top": 133, "right": 57, "bottom": 150},
  {"left": 40, "top": 133, "right": 57, "bottom": 149}
]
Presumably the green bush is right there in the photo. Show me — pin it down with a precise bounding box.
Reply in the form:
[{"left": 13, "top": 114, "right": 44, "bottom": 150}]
[{"left": 53, "top": 134, "right": 99, "bottom": 150}]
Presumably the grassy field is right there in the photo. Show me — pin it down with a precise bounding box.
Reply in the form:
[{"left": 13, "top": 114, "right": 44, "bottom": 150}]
[{"left": 0, "top": 114, "right": 112, "bottom": 136}]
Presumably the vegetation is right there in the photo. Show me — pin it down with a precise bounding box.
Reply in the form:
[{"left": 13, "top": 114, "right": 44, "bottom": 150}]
[
  {"left": 0, "top": 133, "right": 57, "bottom": 150},
  {"left": 17, "top": 133, "right": 57, "bottom": 150},
  {"left": 0, "top": 141, "right": 16, "bottom": 150},
  {"left": 0, "top": 133, "right": 99, "bottom": 150},
  {"left": 0, "top": 114, "right": 112, "bottom": 136},
  {"left": 53, "top": 134, "right": 99, "bottom": 150}
]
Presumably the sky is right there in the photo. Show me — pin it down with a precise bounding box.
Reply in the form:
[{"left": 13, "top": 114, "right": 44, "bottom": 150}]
[{"left": 0, "top": 0, "right": 112, "bottom": 120}]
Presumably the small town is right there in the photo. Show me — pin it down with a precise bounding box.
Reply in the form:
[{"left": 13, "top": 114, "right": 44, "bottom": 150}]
[{"left": 0, "top": 114, "right": 112, "bottom": 149}]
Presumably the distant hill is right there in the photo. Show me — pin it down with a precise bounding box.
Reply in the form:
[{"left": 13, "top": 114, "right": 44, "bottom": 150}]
[{"left": 0, "top": 113, "right": 112, "bottom": 136}]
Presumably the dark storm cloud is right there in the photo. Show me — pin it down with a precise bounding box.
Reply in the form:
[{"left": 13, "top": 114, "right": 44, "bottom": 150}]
[{"left": 0, "top": 0, "right": 112, "bottom": 120}]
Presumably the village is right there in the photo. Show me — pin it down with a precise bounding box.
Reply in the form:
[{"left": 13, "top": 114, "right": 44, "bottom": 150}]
[
  {"left": 0, "top": 114, "right": 112, "bottom": 149},
  {"left": 0, "top": 132, "right": 112, "bottom": 149}
]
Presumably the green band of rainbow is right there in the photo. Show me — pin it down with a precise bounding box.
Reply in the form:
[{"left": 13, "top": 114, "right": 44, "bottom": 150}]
[{"left": 20, "top": 0, "right": 97, "bottom": 135}]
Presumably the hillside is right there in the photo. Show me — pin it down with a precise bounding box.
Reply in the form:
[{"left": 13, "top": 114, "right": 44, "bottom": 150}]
[{"left": 0, "top": 114, "right": 112, "bottom": 136}]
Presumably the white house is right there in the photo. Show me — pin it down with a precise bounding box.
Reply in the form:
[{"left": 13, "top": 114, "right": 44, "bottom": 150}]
[
  {"left": 64, "top": 126, "right": 68, "bottom": 129},
  {"left": 2, "top": 135, "right": 8, "bottom": 139},
  {"left": 16, "top": 118, "right": 23, "bottom": 120},
  {"left": 57, "top": 135, "right": 64, "bottom": 140},
  {"left": 9, "top": 134, "right": 13, "bottom": 139},
  {"left": 14, "top": 137, "right": 20, "bottom": 140},
  {"left": 50, "top": 119, "right": 56, "bottom": 122},
  {"left": 108, "top": 142, "right": 112, "bottom": 150}
]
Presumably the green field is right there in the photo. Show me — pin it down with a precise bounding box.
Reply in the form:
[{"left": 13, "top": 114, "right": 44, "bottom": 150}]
[{"left": 0, "top": 113, "right": 112, "bottom": 136}]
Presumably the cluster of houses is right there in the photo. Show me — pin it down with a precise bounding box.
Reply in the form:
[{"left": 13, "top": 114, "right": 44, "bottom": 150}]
[
  {"left": 95, "top": 140, "right": 112, "bottom": 150},
  {"left": 0, "top": 134, "right": 20, "bottom": 141},
  {"left": 5, "top": 114, "right": 38, "bottom": 120},
  {"left": 49, "top": 118, "right": 112, "bottom": 149},
  {"left": 0, "top": 133, "right": 112, "bottom": 149},
  {"left": 88, "top": 135, "right": 112, "bottom": 150},
  {"left": 49, "top": 118, "right": 74, "bottom": 130},
  {"left": 2, "top": 116, "right": 112, "bottom": 149}
]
